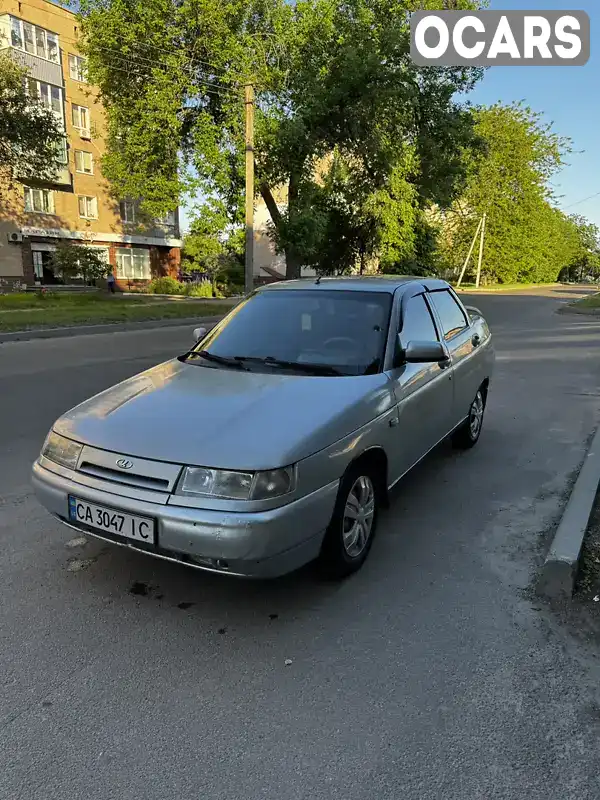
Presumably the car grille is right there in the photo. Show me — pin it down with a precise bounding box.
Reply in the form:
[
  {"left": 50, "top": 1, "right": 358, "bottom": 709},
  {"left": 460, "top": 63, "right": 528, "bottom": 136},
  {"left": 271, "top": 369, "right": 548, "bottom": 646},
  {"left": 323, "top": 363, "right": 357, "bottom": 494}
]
[
  {"left": 77, "top": 463, "right": 171, "bottom": 492},
  {"left": 76, "top": 445, "right": 183, "bottom": 494}
]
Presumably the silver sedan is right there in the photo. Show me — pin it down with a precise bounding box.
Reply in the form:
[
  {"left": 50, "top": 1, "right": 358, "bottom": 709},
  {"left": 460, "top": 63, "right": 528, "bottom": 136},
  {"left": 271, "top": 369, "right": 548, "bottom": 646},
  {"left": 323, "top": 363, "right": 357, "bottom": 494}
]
[{"left": 32, "top": 277, "right": 494, "bottom": 579}]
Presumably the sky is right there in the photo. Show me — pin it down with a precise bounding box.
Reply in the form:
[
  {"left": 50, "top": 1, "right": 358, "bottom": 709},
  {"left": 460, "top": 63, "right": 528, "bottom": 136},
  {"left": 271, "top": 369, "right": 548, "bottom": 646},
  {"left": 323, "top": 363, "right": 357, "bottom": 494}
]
[{"left": 467, "top": 0, "right": 600, "bottom": 226}]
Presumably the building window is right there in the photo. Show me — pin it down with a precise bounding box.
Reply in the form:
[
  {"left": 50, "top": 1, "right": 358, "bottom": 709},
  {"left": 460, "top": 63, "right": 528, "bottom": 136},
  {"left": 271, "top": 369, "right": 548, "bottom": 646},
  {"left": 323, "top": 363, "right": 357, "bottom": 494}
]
[
  {"left": 72, "top": 105, "right": 90, "bottom": 136},
  {"left": 22, "top": 22, "right": 35, "bottom": 54},
  {"left": 78, "top": 195, "right": 98, "bottom": 219},
  {"left": 116, "top": 248, "right": 151, "bottom": 280},
  {"left": 74, "top": 150, "right": 93, "bottom": 174},
  {"left": 68, "top": 55, "right": 88, "bottom": 83},
  {"left": 9, "top": 17, "right": 60, "bottom": 63},
  {"left": 47, "top": 32, "right": 59, "bottom": 62},
  {"left": 10, "top": 17, "right": 23, "bottom": 49},
  {"left": 119, "top": 200, "right": 136, "bottom": 223},
  {"left": 55, "top": 138, "right": 68, "bottom": 165},
  {"left": 83, "top": 246, "right": 110, "bottom": 264},
  {"left": 24, "top": 187, "right": 55, "bottom": 214},
  {"left": 155, "top": 211, "right": 176, "bottom": 227},
  {"left": 25, "top": 81, "right": 64, "bottom": 127}
]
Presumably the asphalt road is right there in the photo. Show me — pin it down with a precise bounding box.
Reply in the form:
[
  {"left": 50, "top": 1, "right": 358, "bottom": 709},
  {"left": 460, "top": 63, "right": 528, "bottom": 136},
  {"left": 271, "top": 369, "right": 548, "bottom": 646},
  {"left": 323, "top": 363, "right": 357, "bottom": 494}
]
[{"left": 2, "top": 285, "right": 600, "bottom": 800}]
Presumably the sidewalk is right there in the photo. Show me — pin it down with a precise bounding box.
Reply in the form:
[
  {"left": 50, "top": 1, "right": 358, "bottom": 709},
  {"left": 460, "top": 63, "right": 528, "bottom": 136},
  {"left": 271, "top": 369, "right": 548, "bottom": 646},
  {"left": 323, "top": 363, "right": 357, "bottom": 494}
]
[{"left": 0, "top": 315, "right": 224, "bottom": 344}]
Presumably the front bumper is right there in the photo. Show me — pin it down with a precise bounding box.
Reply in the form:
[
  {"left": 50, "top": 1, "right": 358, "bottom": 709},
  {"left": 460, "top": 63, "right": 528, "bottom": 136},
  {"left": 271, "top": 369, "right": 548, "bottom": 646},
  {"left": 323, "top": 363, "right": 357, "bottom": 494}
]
[{"left": 32, "top": 461, "right": 339, "bottom": 578}]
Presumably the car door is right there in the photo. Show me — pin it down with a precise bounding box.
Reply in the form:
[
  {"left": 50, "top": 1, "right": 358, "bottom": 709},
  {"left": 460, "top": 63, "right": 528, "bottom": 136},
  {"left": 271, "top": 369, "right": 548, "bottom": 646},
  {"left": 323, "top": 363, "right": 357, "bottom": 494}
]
[
  {"left": 427, "top": 288, "right": 480, "bottom": 429},
  {"left": 386, "top": 290, "right": 454, "bottom": 484}
]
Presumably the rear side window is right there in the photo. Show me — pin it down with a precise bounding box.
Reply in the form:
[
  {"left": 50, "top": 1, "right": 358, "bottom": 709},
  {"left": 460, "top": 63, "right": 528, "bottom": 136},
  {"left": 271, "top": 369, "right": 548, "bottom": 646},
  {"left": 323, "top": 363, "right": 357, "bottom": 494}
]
[
  {"left": 400, "top": 294, "right": 439, "bottom": 345},
  {"left": 429, "top": 290, "right": 468, "bottom": 340}
]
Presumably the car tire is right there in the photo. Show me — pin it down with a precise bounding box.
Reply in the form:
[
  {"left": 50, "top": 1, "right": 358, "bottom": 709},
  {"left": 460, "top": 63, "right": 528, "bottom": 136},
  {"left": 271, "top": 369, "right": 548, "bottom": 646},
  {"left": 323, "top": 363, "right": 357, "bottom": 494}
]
[
  {"left": 318, "top": 462, "right": 381, "bottom": 580},
  {"left": 452, "top": 386, "right": 487, "bottom": 450}
]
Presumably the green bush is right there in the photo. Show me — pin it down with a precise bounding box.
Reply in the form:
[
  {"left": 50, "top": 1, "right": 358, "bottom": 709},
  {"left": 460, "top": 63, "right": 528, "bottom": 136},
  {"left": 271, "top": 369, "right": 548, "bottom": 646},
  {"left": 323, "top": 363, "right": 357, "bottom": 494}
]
[
  {"left": 184, "top": 280, "right": 213, "bottom": 298},
  {"left": 148, "top": 276, "right": 184, "bottom": 295}
]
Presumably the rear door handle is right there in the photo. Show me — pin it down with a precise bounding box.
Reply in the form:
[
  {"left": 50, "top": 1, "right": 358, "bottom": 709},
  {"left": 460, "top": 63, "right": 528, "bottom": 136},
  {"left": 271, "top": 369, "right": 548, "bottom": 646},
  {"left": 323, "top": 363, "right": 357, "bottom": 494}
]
[{"left": 472, "top": 334, "right": 481, "bottom": 347}]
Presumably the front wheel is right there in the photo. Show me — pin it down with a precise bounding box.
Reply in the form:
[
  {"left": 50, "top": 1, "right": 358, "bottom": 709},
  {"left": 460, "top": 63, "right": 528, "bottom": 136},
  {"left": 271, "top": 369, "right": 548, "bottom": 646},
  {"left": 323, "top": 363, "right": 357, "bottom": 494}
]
[
  {"left": 452, "top": 387, "right": 487, "bottom": 450},
  {"left": 318, "top": 464, "right": 381, "bottom": 580}
]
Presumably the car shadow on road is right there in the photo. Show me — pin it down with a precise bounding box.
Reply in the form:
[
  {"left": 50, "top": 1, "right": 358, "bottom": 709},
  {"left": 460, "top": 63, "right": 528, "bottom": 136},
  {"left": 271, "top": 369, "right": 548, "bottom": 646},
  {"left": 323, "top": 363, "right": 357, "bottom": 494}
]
[{"left": 55, "top": 437, "right": 459, "bottom": 631}]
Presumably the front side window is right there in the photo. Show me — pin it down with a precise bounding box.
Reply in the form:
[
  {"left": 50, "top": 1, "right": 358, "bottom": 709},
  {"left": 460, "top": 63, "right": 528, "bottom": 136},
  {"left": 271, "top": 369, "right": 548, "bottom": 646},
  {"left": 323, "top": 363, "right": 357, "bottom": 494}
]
[
  {"left": 429, "top": 290, "right": 468, "bottom": 340},
  {"left": 78, "top": 195, "right": 98, "bottom": 219},
  {"left": 400, "top": 294, "right": 439, "bottom": 346},
  {"left": 116, "top": 248, "right": 151, "bottom": 280},
  {"left": 24, "top": 187, "right": 54, "bottom": 214},
  {"left": 189, "top": 290, "right": 393, "bottom": 376}
]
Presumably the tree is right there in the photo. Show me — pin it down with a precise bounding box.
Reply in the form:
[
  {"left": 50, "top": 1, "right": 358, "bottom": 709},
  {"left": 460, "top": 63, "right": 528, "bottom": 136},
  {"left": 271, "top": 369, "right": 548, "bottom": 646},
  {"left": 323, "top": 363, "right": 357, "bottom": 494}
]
[
  {"left": 0, "top": 52, "right": 64, "bottom": 188},
  {"left": 50, "top": 243, "right": 111, "bottom": 284},
  {"left": 78, "top": 0, "right": 484, "bottom": 277},
  {"left": 440, "top": 103, "right": 576, "bottom": 284},
  {"left": 560, "top": 215, "right": 600, "bottom": 282},
  {"left": 183, "top": 200, "right": 245, "bottom": 291}
]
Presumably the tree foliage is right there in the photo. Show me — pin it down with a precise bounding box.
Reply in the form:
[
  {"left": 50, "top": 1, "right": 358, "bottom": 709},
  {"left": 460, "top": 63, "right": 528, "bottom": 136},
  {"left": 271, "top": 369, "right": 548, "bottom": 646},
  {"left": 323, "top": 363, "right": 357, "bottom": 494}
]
[
  {"left": 441, "top": 103, "right": 580, "bottom": 284},
  {"left": 0, "top": 52, "right": 64, "bottom": 187},
  {"left": 182, "top": 200, "right": 245, "bottom": 291},
  {"left": 560, "top": 216, "right": 600, "bottom": 282},
  {"left": 78, "top": 0, "right": 484, "bottom": 277},
  {"left": 50, "top": 243, "right": 111, "bottom": 283}
]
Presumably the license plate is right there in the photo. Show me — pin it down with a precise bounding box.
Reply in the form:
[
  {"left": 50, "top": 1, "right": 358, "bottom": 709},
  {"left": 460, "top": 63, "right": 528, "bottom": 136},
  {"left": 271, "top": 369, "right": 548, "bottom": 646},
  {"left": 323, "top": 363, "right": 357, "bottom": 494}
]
[{"left": 68, "top": 496, "right": 155, "bottom": 544}]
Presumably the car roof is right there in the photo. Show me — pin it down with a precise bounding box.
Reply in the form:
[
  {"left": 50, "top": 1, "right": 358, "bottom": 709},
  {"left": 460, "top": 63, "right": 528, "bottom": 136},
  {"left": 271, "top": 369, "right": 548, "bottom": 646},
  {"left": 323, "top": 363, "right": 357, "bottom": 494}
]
[{"left": 257, "top": 276, "right": 451, "bottom": 295}]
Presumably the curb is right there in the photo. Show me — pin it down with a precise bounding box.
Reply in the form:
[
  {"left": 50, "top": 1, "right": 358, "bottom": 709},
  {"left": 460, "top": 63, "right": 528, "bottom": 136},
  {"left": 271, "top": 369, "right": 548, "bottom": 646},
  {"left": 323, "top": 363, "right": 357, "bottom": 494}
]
[
  {"left": 556, "top": 305, "right": 600, "bottom": 316},
  {"left": 537, "top": 425, "right": 600, "bottom": 600},
  {"left": 0, "top": 315, "right": 224, "bottom": 344}
]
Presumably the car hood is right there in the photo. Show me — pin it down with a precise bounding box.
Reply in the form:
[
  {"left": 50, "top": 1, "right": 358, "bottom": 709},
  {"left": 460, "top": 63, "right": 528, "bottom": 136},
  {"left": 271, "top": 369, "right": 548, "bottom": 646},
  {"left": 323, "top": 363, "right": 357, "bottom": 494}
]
[{"left": 55, "top": 359, "right": 394, "bottom": 470}]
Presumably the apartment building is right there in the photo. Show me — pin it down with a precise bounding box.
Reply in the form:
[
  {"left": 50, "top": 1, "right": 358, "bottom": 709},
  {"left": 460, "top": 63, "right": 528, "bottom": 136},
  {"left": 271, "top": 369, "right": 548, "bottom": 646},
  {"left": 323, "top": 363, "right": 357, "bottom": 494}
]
[{"left": 0, "top": 0, "right": 181, "bottom": 290}]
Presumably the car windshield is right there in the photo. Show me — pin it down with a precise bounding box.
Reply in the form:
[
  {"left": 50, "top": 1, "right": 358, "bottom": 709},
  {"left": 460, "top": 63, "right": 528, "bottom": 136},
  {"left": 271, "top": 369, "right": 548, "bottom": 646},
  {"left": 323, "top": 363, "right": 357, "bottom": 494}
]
[{"left": 187, "top": 289, "right": 392, "bottom": 376}]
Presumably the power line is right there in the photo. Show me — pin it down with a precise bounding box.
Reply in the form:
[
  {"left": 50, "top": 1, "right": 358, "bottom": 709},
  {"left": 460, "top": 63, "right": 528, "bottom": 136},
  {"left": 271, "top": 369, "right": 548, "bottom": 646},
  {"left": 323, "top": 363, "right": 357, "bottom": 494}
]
[
  {"left": 85, "top": 47, "right": 240, "bottom": 94},
  {"left": 563, "top": 191, "right": 600, "bottom": 210},
  {"left": 16, "top": 0, "right": 236, "bottom": 80}
]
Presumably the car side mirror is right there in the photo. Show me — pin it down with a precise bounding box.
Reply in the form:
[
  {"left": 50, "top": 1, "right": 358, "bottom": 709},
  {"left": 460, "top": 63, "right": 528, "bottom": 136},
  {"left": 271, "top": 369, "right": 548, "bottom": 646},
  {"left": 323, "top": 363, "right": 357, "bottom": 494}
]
[
  {"left": 402, "top": 338, "right": 449, "bottom": 364},
  {"left": 193, "top": 326, "right": 207, "bottom": 342}
]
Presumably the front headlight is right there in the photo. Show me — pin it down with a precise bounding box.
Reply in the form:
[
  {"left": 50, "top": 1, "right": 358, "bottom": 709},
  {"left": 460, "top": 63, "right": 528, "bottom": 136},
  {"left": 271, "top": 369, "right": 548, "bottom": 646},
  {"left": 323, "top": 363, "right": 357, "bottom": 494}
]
[
  {"left": 42, "top": 431, "right": 83, "bottom": 470},
  {"left": 177, "top": 465, "right": 296, "bottom": 501}
]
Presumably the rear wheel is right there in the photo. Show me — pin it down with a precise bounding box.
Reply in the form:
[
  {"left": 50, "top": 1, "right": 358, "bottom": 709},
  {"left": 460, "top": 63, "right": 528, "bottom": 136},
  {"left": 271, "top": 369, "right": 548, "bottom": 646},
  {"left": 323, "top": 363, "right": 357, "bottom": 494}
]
[
  {"left": 452, "top": 386, "right": 486, "bottom": 450},
  {"left": 318, "top": 463, "right": 381, "bottom": 579}
]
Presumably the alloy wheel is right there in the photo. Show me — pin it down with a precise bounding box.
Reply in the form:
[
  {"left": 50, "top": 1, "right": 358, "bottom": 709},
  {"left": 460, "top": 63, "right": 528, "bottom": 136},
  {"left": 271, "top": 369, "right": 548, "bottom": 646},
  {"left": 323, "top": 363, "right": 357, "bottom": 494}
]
[{"left": 342, "top": 475, "right": 376, "bottom": 558}]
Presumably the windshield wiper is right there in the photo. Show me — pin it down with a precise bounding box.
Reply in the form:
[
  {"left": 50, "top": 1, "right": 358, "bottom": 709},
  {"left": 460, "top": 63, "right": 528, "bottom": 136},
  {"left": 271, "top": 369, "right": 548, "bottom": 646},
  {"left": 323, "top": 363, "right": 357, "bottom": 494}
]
[
  {"left": 233, "top": 356, "right": 344, "bottom": 376},
  {"left": 180, "top": 350, "right": 251, "bottom": 370}
]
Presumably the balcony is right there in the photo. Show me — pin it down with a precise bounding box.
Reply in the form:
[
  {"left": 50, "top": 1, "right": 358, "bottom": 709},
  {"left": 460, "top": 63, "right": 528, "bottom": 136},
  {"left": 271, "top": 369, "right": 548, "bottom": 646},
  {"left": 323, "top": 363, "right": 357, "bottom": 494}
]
[
  {"left": 0, "top": 14, "right": 63, "bottom": 85},
  {"left": 48, "top": 166, "right": 73, "bottom": 187},
  {"left": 1, "top": 45, "right": 63, "bottom": 87}
]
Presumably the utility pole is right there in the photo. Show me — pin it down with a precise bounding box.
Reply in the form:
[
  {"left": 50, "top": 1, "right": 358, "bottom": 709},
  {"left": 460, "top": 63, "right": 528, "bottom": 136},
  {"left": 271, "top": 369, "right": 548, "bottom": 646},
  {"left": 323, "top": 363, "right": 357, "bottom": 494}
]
[
  {"left": 475, "top": 212, "right": 487, "bottom": 288},
  {"left": 244, "top": 83, "right": 255, "bottom": 295},
  {"left": 456, "top": 216, "right": 483, "bottom": 289}
]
